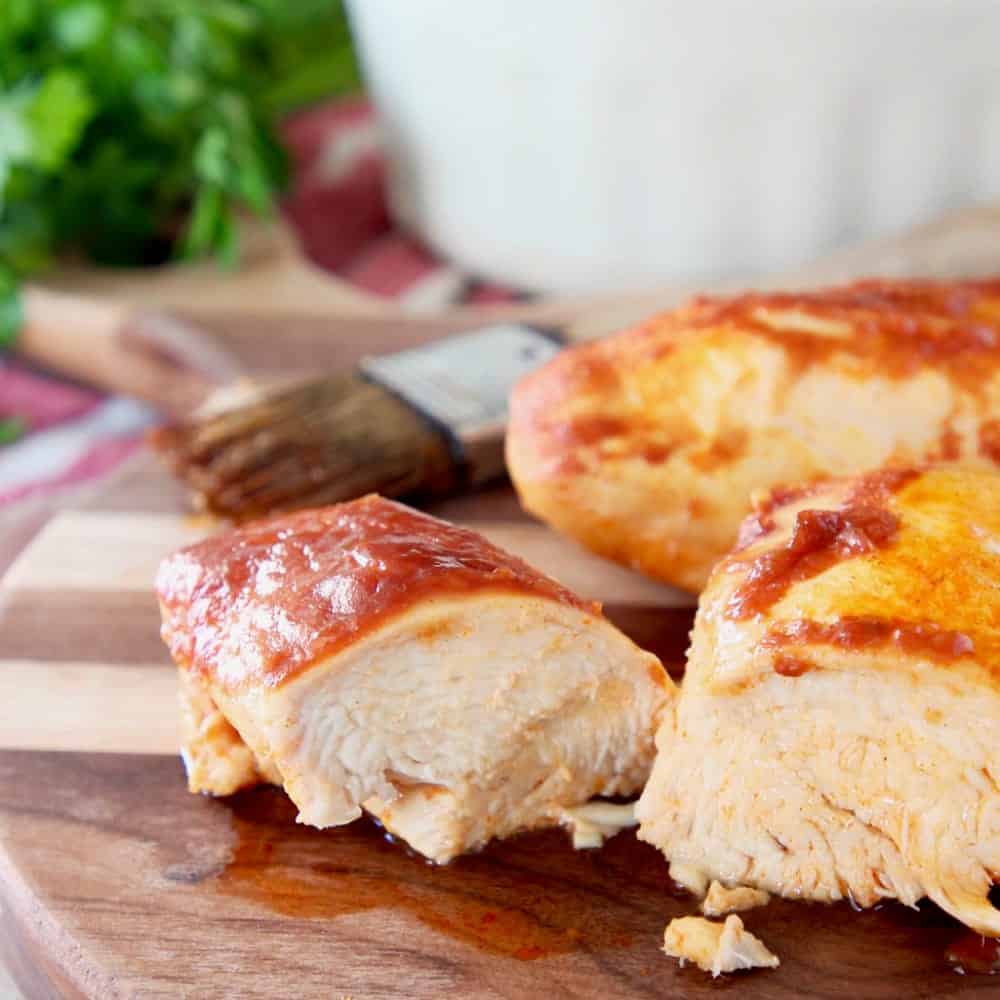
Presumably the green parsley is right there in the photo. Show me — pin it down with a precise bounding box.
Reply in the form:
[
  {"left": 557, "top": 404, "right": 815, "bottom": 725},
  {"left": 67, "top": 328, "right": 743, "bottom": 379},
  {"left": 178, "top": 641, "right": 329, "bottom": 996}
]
[
  {"left": 0, "top": 416, "right": 25, "bottom": 445},
  {"left": 0, "top": 0, "right": 360, "bottom": 340}
]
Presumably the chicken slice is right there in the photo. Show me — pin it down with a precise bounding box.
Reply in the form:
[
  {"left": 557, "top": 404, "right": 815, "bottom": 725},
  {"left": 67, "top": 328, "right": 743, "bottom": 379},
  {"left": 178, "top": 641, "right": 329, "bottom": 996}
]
[
  {"left": 178, "top": 670, "right": 268, "bottom": 796},
  {"left": 507, "top": 278, "right": 1000, "bottom": 592},
  {"left": 158, "top": 495, "right": 672, "bottom": 863},
  {"left": 663, "top": 915, "right": 779, "bottom": 976},
  {"left": 701, "top": 882, "right": 771, "bottom": 917},
  {"left": 559, "top": 801, "right": 638, "bottom": 849},
  {"left": 637, "top": 465, "right": 1000, "bottom": 935}
]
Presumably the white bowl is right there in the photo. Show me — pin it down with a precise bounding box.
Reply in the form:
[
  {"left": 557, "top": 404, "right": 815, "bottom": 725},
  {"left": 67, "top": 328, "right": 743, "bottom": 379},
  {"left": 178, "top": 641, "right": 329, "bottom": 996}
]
[{"left": 348, "top": 0, "right": 1000, "bottom": 294}]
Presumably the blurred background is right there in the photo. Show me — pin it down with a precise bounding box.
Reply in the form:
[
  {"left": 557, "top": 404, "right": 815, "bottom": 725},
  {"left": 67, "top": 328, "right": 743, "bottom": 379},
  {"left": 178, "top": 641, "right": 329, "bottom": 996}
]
[
  {"left": 352, "top": 0, "right": 1000, "bottom": 293},
  {"left": 5, "top": 0, "right": 1000, "bottom": 572},
  {"left": 2, "top": 0, "right": 1000, "bottom": 551}
]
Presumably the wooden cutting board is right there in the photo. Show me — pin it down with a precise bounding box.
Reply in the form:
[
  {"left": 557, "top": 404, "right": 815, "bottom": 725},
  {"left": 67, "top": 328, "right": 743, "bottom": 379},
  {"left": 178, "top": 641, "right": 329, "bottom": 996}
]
[{"left": 1, "top": 313, "right": 997, "bottom": 999}]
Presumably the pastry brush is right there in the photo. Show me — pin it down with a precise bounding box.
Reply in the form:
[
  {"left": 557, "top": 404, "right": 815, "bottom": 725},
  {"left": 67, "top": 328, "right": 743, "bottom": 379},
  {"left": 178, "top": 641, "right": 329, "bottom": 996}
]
[{"left": 150, "top": 324, "right": 564, "bottom": 520}]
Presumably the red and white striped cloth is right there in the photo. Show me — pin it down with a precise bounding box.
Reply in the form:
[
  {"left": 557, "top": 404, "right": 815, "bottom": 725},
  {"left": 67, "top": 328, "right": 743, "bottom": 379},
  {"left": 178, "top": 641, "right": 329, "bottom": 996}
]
[{"left": 0, "top": 97, "right": 520, "bottom": 515}]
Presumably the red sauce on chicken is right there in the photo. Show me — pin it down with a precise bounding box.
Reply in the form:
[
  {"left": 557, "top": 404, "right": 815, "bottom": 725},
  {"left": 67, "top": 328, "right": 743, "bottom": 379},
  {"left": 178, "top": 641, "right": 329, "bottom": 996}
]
[
  {"left": 762, "top": 617, "right": 976, "bottom": 666},
  {"left": 773, "top": 654, "right": 815, "bottom": 677},
  {"left": 981, "top": 419, "right": 1000, "bottom": 464},
  {"left": 156, "top": 496, "right": 596, "bottom": 690},
  {"left": 734, "top": 482, "right": 825, "bottom": 551},
  {"left": 726, "top": 505, "right": 900, "bottom": 620},
  {"left": 532, "top": 412, "right": 678, "bottom": 472},
  {"left": 843, "top": 466, "right": 920, "bottom": 506},
  {"left": 726, "top": 468, "right": 919, "bottom": 618},
  {"left": 680, "top": 278, "right": 1000, "bottom": 388}
]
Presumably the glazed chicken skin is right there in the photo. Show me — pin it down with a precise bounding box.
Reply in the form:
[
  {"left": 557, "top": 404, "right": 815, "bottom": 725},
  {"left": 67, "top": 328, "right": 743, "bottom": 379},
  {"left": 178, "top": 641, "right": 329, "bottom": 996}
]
[
  {"left": 156, "top": 496, "right": 671, "bottom": 863},
  {"left": 636, "top": 465, "right": 1000, "bottom": 936},
  {"left": 507, "top": 279, "right": 1000, "bottom": 592}
]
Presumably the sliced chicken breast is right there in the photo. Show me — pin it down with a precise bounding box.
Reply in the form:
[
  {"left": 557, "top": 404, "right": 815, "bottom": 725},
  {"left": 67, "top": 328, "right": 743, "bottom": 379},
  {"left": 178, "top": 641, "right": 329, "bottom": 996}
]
[
  {"left": 507, "top": 279, "right": 1000, "bottom": 592},
  {"left": 157, "top": 496, "right": 672, "bottom": 863},
  {"left": 637, "top": 465, "right": 1000, "bottom": 935},
  {"left": 662, "top": 915, "right": 779, "bottom": 977}
]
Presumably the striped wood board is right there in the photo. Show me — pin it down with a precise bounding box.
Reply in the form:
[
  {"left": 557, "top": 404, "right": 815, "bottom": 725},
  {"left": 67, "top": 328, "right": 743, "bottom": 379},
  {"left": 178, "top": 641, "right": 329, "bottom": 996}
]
[{"left": 0, "top": 314, "right": 996, "bottom": 998}]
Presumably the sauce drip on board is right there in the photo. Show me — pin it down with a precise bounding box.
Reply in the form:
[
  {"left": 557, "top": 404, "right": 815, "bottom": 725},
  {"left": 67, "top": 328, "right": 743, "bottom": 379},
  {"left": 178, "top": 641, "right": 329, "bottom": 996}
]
[
  {"left": 176, "top": 783, "right": 1000, "bottom": 974},
  {"left": 204, "top": 786, "right": 675, "bottom": 961},
  {"left": 945, "top": 932, "right": 1000, "bottom": 975},
  {"left": 132, "top": 745, "right": 1000, "bottom": 979},
  {"left": 157, "top": 495, "right": 596, "bottom": 691}
]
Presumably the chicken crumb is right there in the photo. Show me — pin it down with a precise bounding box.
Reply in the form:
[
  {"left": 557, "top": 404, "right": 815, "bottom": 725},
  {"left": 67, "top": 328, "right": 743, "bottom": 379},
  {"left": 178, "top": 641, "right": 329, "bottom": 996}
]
[
  {"left": 668, "top": 860, "right": 710, "bottom": 897},
  {"left": 663, "top": 914, "right": 780, "bottom": 977},
  {"left": 701, "top": 881, "right": 771, "bottom": 917},
  {"left": 559, "top": 801, "right": 637, "bottom": 849}
]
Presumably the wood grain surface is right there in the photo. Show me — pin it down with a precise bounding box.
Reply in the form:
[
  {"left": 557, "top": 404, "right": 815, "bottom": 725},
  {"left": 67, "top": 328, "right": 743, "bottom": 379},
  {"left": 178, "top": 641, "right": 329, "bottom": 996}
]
[{"left": 1, "top": 313, "right": 997, "bottom": 997}]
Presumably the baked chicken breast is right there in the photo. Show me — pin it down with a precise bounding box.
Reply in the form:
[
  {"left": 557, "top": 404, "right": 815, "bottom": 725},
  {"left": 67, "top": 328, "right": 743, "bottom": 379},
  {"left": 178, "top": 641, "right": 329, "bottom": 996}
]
[
  {"left": 636, "top": 465, "right": 1000, "bottom": 935},
  {"left": 157, "top": 496, "right": 672, "bottom": 863},
  {"left": 507, "top": 279, "right": 1000, "bottom": 592}
]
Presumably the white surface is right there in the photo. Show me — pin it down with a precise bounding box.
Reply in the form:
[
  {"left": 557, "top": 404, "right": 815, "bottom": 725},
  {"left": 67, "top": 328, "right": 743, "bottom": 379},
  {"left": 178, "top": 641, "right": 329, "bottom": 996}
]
[
  {"left": 0, "top": 967, "right": 21, "bottom": 1000},
  {"left": 349, "top": 0, "right": 1000, "bottom": 293}
]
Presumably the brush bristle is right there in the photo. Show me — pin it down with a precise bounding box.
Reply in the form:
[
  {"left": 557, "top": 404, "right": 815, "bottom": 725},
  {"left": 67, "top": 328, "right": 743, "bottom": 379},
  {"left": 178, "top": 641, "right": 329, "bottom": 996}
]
[{"left": 150, "top": 375, "right": 457, "bottom": 520}]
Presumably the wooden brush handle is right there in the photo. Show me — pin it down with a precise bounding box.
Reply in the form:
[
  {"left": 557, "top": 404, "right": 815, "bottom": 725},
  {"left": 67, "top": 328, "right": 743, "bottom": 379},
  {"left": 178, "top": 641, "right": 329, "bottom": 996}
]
[{"left": 15, "top": 286, "right": 242, "bottom": 416}]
